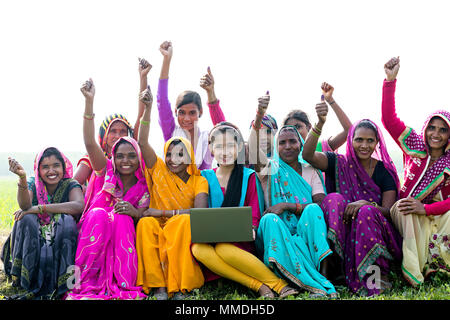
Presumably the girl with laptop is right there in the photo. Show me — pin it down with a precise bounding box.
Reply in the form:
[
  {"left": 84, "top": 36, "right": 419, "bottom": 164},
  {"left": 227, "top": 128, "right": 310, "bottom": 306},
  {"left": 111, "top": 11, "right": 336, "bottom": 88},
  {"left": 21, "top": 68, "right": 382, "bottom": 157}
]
[{"left": 191, "top": 122, "right": 298, "bottom": 298}]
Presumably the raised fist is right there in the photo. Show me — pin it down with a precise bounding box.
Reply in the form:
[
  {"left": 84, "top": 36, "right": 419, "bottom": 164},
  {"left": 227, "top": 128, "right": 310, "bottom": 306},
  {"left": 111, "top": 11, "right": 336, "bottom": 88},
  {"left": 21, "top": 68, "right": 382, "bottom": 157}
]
[
  {"left": 321, "top": 82, "right": 334, "bottom": 103},
  {"left": 138, "top": 57, "right": 152, "bottom": 77},
  {"left": 159, "top": 41, "right": 173, "bottom": 58},
  {"left": 80, "top": 78, "right": 95, "bottom": 100},
  {"left": 384, "top": 57, "right": 400, "bottom": 81}
]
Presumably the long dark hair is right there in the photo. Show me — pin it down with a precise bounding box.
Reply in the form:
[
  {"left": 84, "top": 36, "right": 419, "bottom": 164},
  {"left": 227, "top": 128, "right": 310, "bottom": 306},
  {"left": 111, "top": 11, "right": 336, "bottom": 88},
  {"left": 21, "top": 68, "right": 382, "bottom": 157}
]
[
  {"left": 209, "top": 122, "right": 245, "bottom": 207},
  {"left": 282, "top": 109, "right": 311, "bottom": 129}
]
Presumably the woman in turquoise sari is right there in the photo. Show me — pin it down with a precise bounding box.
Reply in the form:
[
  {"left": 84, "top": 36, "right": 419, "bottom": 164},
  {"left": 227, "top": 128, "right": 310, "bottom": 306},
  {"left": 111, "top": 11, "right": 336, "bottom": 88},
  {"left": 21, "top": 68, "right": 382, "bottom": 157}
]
[{"left": 250, "top": 92, "right": 336, "bottom": 298}]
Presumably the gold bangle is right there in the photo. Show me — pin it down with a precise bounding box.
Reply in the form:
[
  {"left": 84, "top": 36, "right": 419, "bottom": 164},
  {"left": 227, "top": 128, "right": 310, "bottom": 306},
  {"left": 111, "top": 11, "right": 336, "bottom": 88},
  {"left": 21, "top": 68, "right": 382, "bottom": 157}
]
[{"left": 84, "top": 113, "right": 95, "bottom": 120}]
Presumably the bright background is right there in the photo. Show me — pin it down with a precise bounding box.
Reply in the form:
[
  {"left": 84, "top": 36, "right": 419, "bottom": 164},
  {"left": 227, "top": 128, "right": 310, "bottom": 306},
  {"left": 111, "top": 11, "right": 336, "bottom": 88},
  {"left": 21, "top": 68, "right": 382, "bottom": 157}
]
[{"left": 1, "top": 0, "right": 450, "bottom": 174}]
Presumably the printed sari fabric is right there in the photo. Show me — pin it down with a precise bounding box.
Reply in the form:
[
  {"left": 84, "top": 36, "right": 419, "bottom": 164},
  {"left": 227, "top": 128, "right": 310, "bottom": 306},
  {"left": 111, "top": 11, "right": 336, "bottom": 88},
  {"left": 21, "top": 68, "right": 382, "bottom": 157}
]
[
  {"left": 321, "top": 119, "right": 403, "bottom": 296},
  {"left": 1, "top": 147, "right": 79, "bottom": 299},
  {"left": 255, "top": 126, "right": 337, "bottom": 297},
  {"left": 66, "top": 137, "right": 150, "bottom": 300},
  {"left": 136, "top": 137, "right": 208, "bottom": 295},
  {"left": 381, "top": 83, "right": 450, "bottom": 285}
]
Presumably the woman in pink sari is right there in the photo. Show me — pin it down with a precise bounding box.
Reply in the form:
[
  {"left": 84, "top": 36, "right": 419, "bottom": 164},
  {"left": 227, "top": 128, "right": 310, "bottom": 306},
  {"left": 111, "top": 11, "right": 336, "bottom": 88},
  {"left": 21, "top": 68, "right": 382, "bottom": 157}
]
[{"left": 66, "top": 79, "right": 150, "bottom": 300}]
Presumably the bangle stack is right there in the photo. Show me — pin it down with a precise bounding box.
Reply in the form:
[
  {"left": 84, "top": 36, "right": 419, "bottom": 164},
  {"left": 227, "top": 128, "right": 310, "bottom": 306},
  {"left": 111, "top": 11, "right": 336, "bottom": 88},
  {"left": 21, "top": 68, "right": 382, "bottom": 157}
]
[{"left": 310, "top": 124, "right": 322, "bottom": 138}]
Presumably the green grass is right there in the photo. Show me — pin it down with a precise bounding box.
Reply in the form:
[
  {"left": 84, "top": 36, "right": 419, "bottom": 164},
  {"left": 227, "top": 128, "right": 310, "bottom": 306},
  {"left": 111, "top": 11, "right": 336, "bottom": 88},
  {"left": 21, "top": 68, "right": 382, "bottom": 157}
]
[
  {"left": 0, "top": 177, "right": 18, "bottom": 232},
  {"left": 0, "top": 177, "right": 448, "bottom": 300}
]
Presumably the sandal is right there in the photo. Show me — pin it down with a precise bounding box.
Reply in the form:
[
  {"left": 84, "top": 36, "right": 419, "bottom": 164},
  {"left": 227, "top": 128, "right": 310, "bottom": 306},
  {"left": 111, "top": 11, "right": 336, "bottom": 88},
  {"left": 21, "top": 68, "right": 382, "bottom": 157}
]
[
  {"left": 279, "top": 286, "right": 299, "bottom": 298},
  {"left": 258, "top": 284, "right": 275, "bottom": 298}
]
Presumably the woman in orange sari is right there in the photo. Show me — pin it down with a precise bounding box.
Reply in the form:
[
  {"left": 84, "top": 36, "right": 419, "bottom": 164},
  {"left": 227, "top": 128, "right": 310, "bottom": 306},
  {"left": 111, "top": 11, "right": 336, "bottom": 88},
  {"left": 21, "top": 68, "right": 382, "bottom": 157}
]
[{"left": 136, "top": 86, "right": 209, "bottom": 300}]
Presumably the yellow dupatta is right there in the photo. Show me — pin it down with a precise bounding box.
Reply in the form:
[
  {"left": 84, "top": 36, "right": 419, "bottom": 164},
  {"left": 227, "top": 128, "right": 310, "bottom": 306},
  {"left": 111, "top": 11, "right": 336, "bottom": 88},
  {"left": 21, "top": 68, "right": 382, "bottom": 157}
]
[
  {"left": 137, "top": 136, "right": 206, "bottom": 294},
  {"left": 145, "top": 136, "right": 201, "bottom": 211}
]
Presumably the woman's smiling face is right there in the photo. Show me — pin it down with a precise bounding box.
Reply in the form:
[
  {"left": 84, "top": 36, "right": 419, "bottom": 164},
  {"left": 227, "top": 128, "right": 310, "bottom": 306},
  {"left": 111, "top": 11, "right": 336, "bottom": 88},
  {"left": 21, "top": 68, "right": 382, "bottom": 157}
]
[
  {"left": 165, "top": 141, "right": 190, "bottom": 174},
  {"left": 277, "top": 129, "right": 301, "bottom": 164},
  {"left": 39, "top": 155, "right": 64, "bottom": 187},
  {"left": 425, "top": 117, "right": 450, "bottom": 152},
  {"left": 352, "top": 127, "right": 378, "bottom": 161},
  {"left": 113, "top": 141, "right": 139, "bottom": 176}
]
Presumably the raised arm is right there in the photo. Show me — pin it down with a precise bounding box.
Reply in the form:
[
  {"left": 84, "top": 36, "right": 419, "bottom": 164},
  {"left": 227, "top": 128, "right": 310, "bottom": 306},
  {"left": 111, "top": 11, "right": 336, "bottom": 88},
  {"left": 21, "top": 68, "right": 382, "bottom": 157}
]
[
  {"left": 302, "top": 96, "right": 329, "bottom": 171},
  {"left": 157, "top": 41, "right": 176, "bottom": 141},
  {"left": 137, "top": 86, "right": 158, "bottom": 169},
  {"left": 321, "top": 83, "right": 352, "bottom": 151},
  {"left": 134, "top": 57, "right": 152, "bottom": 140},
  {"left": 200, "top": 66, "right": 226, "bottom": 125},
  {"left": 381, "top": 57, "right": 407, "bottom": 140},
  {"left": 248, "top": 92, "right": 271, "bottom": 172},
  {"left": 8, "top": 157, "right": 33, "bottom": 210},
  {"left": 81, "top": 79, "right": 107, "bottom": 172}
]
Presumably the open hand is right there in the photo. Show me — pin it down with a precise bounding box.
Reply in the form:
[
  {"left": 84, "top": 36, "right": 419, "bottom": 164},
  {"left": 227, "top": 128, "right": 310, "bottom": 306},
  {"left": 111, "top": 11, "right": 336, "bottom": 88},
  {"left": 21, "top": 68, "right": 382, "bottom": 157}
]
[
  {"left": 384, "top": 57, "right": 400, "bottom": 81},
  {"left": 159, "top": 41, "right": 173, "bottom": 59},
  {"left": 138, "top": 57, "right": 152, "bottom": 78},
  {"left": 8, "top": 157, "right": 26, "bottom": 178},
  {"left": 80, "top": 78, "right": 95, "bottom": 100}
]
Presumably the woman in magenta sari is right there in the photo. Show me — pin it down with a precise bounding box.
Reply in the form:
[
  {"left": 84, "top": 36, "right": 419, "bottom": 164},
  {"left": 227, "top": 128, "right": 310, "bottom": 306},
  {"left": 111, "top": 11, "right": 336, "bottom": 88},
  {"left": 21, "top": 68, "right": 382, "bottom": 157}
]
[
  {"left": 303, "top": 100, "right": 403, "bottom": 296},
  {"left": 382, "top": 57, "right": 450, "bottom": 286},
  {"left": 66, "top": 79, "right": 150, "bottom": 300}
]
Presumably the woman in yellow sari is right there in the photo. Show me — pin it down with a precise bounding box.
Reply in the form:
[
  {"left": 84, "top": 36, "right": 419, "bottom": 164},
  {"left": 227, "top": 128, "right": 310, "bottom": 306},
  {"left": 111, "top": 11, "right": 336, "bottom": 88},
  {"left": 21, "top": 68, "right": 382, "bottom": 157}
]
[{"left": 136, "top": 86, "right": 209, "bottom": 300}]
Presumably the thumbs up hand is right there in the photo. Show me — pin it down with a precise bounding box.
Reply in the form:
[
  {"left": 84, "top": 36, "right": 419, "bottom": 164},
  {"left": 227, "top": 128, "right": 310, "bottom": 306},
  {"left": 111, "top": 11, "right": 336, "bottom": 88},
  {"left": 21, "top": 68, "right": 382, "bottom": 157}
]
[{"left": 315, "top": 92, "right": 328, "bottom": 124}]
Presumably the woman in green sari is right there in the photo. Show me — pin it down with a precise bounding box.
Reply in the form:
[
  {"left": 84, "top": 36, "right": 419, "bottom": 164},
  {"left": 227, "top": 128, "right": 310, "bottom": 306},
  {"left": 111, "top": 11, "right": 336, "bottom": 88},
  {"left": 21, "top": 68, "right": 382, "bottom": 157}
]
[{"left": 250, "top": 92, "right": 337, "bottom": 298}]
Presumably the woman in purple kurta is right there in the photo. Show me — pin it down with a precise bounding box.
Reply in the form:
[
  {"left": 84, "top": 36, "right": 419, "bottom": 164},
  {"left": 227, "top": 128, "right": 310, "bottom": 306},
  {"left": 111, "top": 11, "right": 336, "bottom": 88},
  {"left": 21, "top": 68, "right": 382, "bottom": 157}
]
[
  {"left": 137, "top": 42, "right": 225, "bottom": 170},
  {"left": 303, "top": 114, "right": 403, "bottom": 296}
]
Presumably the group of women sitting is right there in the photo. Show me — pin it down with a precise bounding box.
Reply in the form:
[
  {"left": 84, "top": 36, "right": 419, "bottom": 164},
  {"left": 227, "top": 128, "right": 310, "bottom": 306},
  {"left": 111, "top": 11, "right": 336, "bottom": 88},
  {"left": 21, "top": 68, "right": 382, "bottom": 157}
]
[{"left": 1, "top": 45, "right": 449, "bottom": 300}]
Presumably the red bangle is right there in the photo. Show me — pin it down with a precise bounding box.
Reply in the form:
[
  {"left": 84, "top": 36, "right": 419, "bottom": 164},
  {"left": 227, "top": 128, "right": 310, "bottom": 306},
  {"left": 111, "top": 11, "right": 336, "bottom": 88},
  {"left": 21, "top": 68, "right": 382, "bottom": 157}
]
[
  {"left": 252, "top": 122, "right": 263, "bottom": 130},
  {"left": 295, "top": 203, "right": 302, "bottom": 215}
]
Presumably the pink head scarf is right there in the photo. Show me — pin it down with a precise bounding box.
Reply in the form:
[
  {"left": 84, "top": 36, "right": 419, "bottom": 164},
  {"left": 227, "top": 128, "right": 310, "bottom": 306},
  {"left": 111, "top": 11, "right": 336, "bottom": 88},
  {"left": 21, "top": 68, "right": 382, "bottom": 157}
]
[
  {"left": 33, "top": 147, "right": 74, "bottom": 225},
  {"left": 79, "top": 137, "right": 149, "bottom": 225}
]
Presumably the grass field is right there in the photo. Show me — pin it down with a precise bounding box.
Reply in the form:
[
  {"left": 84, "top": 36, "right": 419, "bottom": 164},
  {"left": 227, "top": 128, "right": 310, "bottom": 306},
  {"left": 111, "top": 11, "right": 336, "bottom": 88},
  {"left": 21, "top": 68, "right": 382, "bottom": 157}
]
[{"left": 0, "top": 177, "right": 448, "bottom": 300}]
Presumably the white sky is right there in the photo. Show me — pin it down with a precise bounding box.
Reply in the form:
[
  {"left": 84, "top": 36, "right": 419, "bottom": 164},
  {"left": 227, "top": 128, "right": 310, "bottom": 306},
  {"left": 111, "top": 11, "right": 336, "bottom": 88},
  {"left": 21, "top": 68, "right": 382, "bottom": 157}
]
[{"left": 1, "top": 0, "right": 450, "bottom": 164}]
